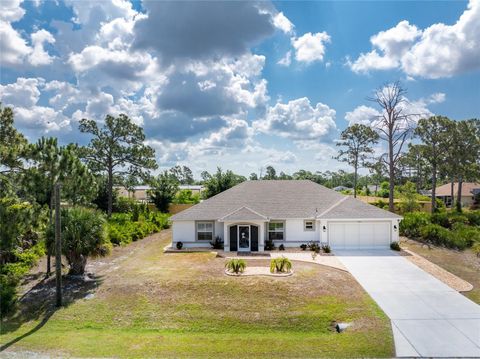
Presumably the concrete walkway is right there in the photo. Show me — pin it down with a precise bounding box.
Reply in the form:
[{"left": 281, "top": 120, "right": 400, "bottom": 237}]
[{"left": 336, "top": 250, "right": 480, "bottom": 358}]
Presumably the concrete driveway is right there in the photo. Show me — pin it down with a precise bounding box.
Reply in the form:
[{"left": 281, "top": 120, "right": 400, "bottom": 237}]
[{"left": 336, "top": 250, "right": 480, "bottom": 357}]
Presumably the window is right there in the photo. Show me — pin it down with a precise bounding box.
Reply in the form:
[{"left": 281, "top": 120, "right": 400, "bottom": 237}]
[
  {"left": 268, "top": 221, "right": 284, "bottom": 241},
  {"left": 197, "top": 222, "right": 213, "bottom": 241},
  {"left": 304, "top": 220, "right": 315, "bottom": 231}
]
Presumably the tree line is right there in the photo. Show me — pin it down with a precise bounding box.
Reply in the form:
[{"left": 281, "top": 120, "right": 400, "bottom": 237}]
[{"left": 333, "top": 82, "right": 480, "bottom": 213}]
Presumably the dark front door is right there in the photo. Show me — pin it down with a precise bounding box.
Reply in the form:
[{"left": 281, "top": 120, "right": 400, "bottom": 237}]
[
  {"left": 238, "top": 226, "right": 250, "bottom": 251},
  {"left": 251, "top": 225, "right": 258, "bottom": 251},
  {"left": 229, "top": 225, "right": 238, "bottom": 251}
]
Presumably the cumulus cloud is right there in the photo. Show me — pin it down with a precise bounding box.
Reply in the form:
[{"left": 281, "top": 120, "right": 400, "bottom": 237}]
[
  {"left": 0, "top": 77, "right": 44, "bottom": 108},
  {"left": 133, "top": 1, "right": 275, "bottom": 63},
  {"left": 0, "top": 1, "right": 56, "bottom": 68},
  {"left": 345, "top": 91, "right": 447, "bottom": 127},
  {"left": 0, "top": 20, "right": 31, "bottom": 67},
  {"left": 292, "top": 32, "right": 331, "bottom": 63},
  {"left": 255, "top": 97, "right": 337, "bottom": 142},
  {"left": 68, "top": 45, "right": 161, "bottom": 95},
  {"left": 0, "top": 0, "right": 25, "bottom": 22},
  {"left": 345, "top": 105, "right": 382, "bottom": 126},
  {"left": 350, "top": 21, "right": 420, "bottom": 73},
  {"left": 273, "top": 12, "right": 294, "bottom": 33},
  {"left": 144, "top": 111, "right": 227, "bottom": 142},
  {"left": 29, "top": 29, "right": 56, "bottom": 66},
  {"left": 349, "top": 0, "right": 480, "bottom": 78},
  {"left": 157, "top": 54, "right": 268, "bottom": 118}
]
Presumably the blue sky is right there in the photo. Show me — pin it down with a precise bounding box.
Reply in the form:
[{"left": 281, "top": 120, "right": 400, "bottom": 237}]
[{"left": 1, "top": 0, "right": 479, "bottom": 177}]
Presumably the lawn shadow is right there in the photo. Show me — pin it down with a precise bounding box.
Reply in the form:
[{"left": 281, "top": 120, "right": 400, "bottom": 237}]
[{"left": 0, "top": 273, "right": 104, "bottom": 352}]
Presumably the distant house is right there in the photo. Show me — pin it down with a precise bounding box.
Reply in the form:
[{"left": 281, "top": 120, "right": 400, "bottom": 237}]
[
  {"left": 333, "top": 186, "right": 352, "bottom": 192},
  {"left": 171, "top": 180, "right": 401, "bottom": 252},
  {"left": 114, "top": 184, "right": 204, "bottom": 202},
  {"left": 434, "top": 182, "right": 480, "bottom": 208}
]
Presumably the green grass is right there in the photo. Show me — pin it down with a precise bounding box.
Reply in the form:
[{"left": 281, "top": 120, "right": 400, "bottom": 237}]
[{"left": 1, "top": 231, "right": 394, "bottom": 358}]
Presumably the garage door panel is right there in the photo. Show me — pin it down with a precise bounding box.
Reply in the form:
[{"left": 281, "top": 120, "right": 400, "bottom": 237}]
[{"left": 328, "top": 221, "right": 390, "bottom": 249}]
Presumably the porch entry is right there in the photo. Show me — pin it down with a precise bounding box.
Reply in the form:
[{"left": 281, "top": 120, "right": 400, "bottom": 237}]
[{"left": 229, "top": 224, "right": 259, "bottom": 252}]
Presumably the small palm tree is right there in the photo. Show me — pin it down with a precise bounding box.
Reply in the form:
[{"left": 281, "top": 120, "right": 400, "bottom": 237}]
[
  {"left": 225, "top": 259, "right": 246, "bottom": 274},
  {"left": 59, "top": 207, "right": 110, "bottom": 275},
  {"left": 270, "top": 257, "right": 292, "bottom": 273}
]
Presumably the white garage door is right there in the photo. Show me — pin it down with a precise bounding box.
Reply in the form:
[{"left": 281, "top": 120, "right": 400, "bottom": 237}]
[{"left": 328, "top": 221, "right": 391, "bottom": 249}]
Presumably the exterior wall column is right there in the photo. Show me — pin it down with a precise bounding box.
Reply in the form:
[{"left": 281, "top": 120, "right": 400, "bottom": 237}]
[
  {"left": 319, "top": 220, "right": 327, "bottom": 244},
  {"left": 392, "top": 219, "right": 400, "bottom": 243},
  {"left": 259, "top": 221, "right": 265, "bottom": 251},
  {"left": 224, "top": 222, "right": 230, "bottom": 251}
]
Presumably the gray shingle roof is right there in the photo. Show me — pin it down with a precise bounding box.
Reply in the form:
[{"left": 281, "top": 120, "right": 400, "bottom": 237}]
[
  {"left": 219, "top": 206, "right": 268, "bottom": 221},
  {"left": 171, "top": 180, "right": 401, "bottom": 221},
  {"left": 319, "top": 197, "right": 401, "bottom": 219}
]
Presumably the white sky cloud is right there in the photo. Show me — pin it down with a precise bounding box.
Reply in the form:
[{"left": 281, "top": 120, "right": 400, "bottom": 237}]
[
  {"left": 292, "top": 32, "right": 331, "bottom": 64},
  {"left": 273, "top": 12, "right": 294, "bottom": 34},
  {"left": 277, "top": 51, "right": 292, "bottom": 66},
  {"left": 255, "top": 97, "right": 337, "bottom": 142},
  {"left": 349, "top": 0, "right": 480, "bottom": 78}
]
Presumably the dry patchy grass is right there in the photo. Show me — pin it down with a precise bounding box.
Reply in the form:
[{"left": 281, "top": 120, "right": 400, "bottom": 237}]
[
  {"left": 1, "top": 230, "right": 393, "bottom": 358},
  {"left": 401, "top": 238, "right": 480, "bottom": 304}
]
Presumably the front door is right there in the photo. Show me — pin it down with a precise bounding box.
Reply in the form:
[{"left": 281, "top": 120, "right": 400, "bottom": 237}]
[{"left": 238, "top": 225, "right": 250, "bottom": 251}]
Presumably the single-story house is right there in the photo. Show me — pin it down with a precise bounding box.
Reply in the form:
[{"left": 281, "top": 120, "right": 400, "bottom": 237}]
[
  {"left": 114, "top": 184, "right": 204, "bottom": 202},
  {"left": 171, "top": 180, "right": 402, "bottom": 252},
  {"left": 434, "top": 182, "right": 480, "bottom": 208},
  {"left": 333, "top": 185, "right": 352, "bottom": 192}
]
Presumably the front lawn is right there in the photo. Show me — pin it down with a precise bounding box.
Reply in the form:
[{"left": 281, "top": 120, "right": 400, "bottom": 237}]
[
  {"left": 1, "top": 230, "right": 394, "bottom": 358},
  {"left": 401, "top": 238, "right": 480, "bottom": 304}
]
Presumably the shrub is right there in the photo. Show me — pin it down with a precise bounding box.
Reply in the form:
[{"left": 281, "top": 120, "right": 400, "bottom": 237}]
[
  {"left": 279, "top": 244, "right": 285, "bottom": 251},
  {"left": 420, "top": 224, "right": 453, "bottom": 248},
  {"left": 307, "top": 241, "right": 320, "bottom": 252},
  {"left": 371, "top": 200, "right": 388, "bottom": 209},
  {"left": 107, "top": 212, "right": 169, "bottom": 245},
  {"left": 270, "top": 257, "right": 292, "bottom": 273},
  {"left": 300, "top": 244, "right": 307, "bottom": 251},
  {"left": 60, "top": 207, "right": 110, "bottom": 275},
  {"left": 321, "top": 244, "right": 331, "bottom": 253},
  {"left": 107, "top": 223, "right": 129, "bottom": 245},
  {"left": 472, "top": 242, "right": 480, "bottom": 257},
  {"left": 176, "top": 241, "right": 183, "bottom": 250},
  {"left": 210, "top": 236, "right": 224, "bottom": 249},
  {"left": 114, "top": 197, "right": 138, "bottom": 214},
  {"left": 390, "top": 241, "right": 401, "bottom": 251},
  {"left": 150, "top": 212, "right": 170, "bottom": 229},
  {"left": 431, "top": 212, "right": 450, "bottom": 228},
  {"left": 465, "top": 211, "right": 480, "bottom": 226},
  {"left": 264, "top": 238, "right": 275, "bottom": 250},
  {"left": 225, "top": 258, "right": 246, "bottom": 274},
  {"left": 400, "top": 212, "right": 431, "bottom": 238},
  {"left": 0, "top": 241, "right": 45, "bottom": 315},
  {"left": 452, "top": 224, "right": 480, "bottom": 247},
  {"left": 449, "top": 214, "right": 469, "bottom": 227}
]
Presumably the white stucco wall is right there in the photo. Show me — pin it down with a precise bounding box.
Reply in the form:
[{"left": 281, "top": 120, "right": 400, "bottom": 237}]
[
  {"left": 215, "top": 221, "right": 224, "bottom": 241},
  {"left": 281, "top": 219, "right": 320, "bottom": 247},
  {"left": 172, "top": 220, "right": 209, "bottom": 248},
  {"left": 172, "top": 217, "right": 401, "bottom": 250}
]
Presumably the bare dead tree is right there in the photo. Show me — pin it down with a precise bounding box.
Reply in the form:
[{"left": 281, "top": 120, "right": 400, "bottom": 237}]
[{"left": 368, "top": 81, "right": 418, "bottom": 212}]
